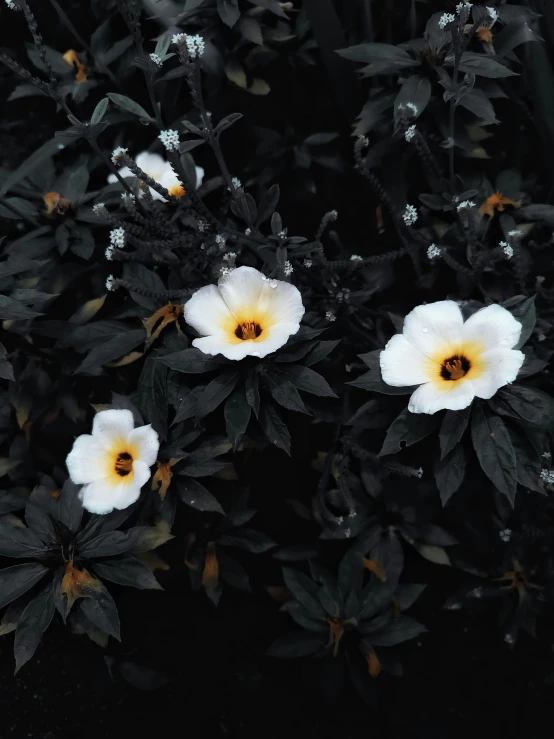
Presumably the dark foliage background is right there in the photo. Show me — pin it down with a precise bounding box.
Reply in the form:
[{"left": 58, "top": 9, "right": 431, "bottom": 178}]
[{"left": 1, "top": 0, "right": 554, "bottom": 736}]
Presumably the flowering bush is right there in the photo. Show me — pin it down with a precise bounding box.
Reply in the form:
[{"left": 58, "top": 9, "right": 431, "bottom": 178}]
[{"left": 1, "top": 0, "right": 554, "bottom": 732}]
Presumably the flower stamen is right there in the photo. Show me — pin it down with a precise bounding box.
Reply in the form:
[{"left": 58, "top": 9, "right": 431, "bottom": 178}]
[
  {"left": 441, "top": 355, "right": 470, "bottom": 381},
  {"left": 235, "top": 321, "right": 262, "bottom": 340},
  {"left": 114, "top": 451, "right": 133, "bottom": 477}
]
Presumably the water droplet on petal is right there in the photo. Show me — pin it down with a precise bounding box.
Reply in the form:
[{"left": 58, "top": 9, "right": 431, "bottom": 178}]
[
  {"left": 421, "top": 327, "right": 429, "bottom": 333},
  {"left": 269, "top": 280, "right": 278, "bottom": 288}
]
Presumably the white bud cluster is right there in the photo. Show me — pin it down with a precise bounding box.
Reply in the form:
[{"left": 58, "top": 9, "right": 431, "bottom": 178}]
[{"left": 158, "top": 129, "right": 180, "bottom": 152}]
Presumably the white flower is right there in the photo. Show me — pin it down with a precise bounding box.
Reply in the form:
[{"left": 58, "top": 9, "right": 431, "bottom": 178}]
[
  {"left": 278, "top": 229, "right": 288, "bottom": 239},
  {"left": 402, "top": 204, "right": 418, "bottom": 226},
  {"left": 487, "top": 6, "right": 498, "bottom": 23},
  {"left": 380, "top": 301, "right": 525, "bottom": 414},
  {"left": 244, "top": 227, "right": 251, "bottom": 235},
  {"left": 5, "top": 0, "right": 17, "bottom": 10},
  {"left": 406, "top": 102, "right": 418, "bottom": 116},
  {"left": 110, "top": 227, "right": 126, "bottom": 248},
  {"left": 106, "top": 275, "right": 116, "bottom": 292},
  {"left": 457, "top": 200, "right": 476, "bottom": 211},
  {"left": 186, "top": 34, "right": 205, "bottom": 58},
  {"left": 215, "top": 234, "right": 226, "bottom": 247},
  {"left": 405, "top": 125, "right": 416, "bottom": 142},
  {"left": 350, "top": 254, "right": 363, "bottom": 262},
  {"left": 111, "top": 147, "right": 128, "bottom": 165},
  {"left": 500, "top": 241, "right": 513, "bottom": 259},
  {"left": 508, "top": 230, "right": 523, "bottom": 238},
  {"left": 158, "top": 129, "right": 180, "bottom": 153},
  {"left": 283, "top": 261, "right": 293, "bottom": 277},
  {"left": 416, "top": 467, "right": 424, "bottom": 478},
  {"left": 326, "top": 310, "right": 336, "bottom": 322},
  {"left": 149, "top": 53, "right": 163, "bottom": 67},
  {"left": 504, "top": 633, "right": 514, "bottom": 645},
  {"left": 121, "top": 192, "right": 135, "bottom": 201},
  {"left": 540, "top": 469, "right": 554, "bottom": 485},
  {"left": 542, "top": 452, "right": 551, "bottom": 458},
  {"left": 231, "top": 177, "right": 242, "bottom": 189},
  {"left": 456, "top": 2, "right": 472, "bottom": 12},
  {"left": 105, "top": 246, "right": 114, "bottom": 260},
  {"left": 439, "top": 13, "right": 456, "bottom": 29},
  {"left": 92, "top": 203, "right": 105, "bottom": 214},
  {"left": 172, "top": 33, "right": 186, "bottom": 45},
  {"left": 427, "top": 244, "right": 441, "bottom": 260},
  {"left": 108, "top": 152, "right": 203, "bottom": 201},
  {"left": 303, "top": 258, "right": 313, "bottom": 268},
  {"left": 499, "top": 528, "right": 512, "bottom": 542},
  {"left": 538, "top": 333, "right": 546, "bottom": 342},
  {"left": 183, "top": 266, "right": 304, "bottom": 361},
  {"left": 337, "top": 288, "right": 350, "bottom": 303},
  {"left": 66, "top": 409, "right": 159, "bottom": 515}
]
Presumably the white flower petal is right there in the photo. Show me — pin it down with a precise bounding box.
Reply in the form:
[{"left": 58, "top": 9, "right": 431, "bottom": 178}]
[
  {"left": 262, "top": 281, "right": 305, "bottom": 326},
  {"left": 403, "top": 301, "right": 464, "bottom": 355},
  {"left": 135, "top": 152, "right": 166, "bottom": 180},
  {"left": 380, "top": 334, "right": 430, "bottom": 387},
  {"left": 470, "top": 348, "right": 525, "bottom": 399},
  {"left": 108, "top": 166, "right": 133, "bottom": 184},
  {"left": 92, "top": 409, "right": 135, "bottom": 446},
  {"left": 79, "top": 481, "right": 117, "bottom": 515},
  {"left": 218, "top": 266, "right": 268, "bottom": 320},
  {"left": 66, "top": 435, "right": 106, "bottom": 484},
  {"left": 192, "top": 334, "right": 249, "bottom": 360},
  {"left": 408, "top": 381, "right": 475, "bottom": 414},
  {"left": 184, "top": 284, "right": 234, "bottom": 336},
  {"left": 195, "top": 165, "right": 204, "bottom": 188},
  {"left": 127, "top": 424, "right": 159, "bottom": 467},
  {"left": 462, "top": 304, "right": 522, "bottom": 350}
]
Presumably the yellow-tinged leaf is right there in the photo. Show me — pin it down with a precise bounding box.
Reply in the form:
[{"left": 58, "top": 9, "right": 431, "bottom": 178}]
[
  {"left": 466, "top": 124, "right": 494, "bottom": 142},
  {"left": 266, "top": 586, "right": 290, "bottom": 603},
  {"left": 71, "top": 295, "right": 107, "bottom": 324},
  {"left": 61, "top": 561, "right": 100, "bottom": 611},
  {"left": 248, "top": 78, "right": 270, "bottom": 95},
  {"left": 225, "top": 59, "right": 248, "bottom": 89},
  {"left": 143, "top": 303, "right": 183, "bottom": 347},
  {"left": 0, "top": 459, "right": 21, "bottom": 477},
  {"left": 469, "top": 146, "right": 490, "bottom": 160},
  {"left": 14, "top": 396, "right": 32, "bottom": 429},
  {"left": 151, "top": 458, "right": 181, "bottom": 500},
  {"left": 213, "top": 464, "right": 238, "bottom": 481},
  {"left": 362, "top": 558, "right": 387, "bottom": 582},
  {"left": 134, "top": 520, "right": 174, "bottom": 553},
  {"left": 43, "top": 191, "right": 71, "bottom": 218},
  {"left": 202, "top": 541, "right": 219, "bottom": 589},
  {"left": 368, "top": 648, "right": 381, "bottom": 677},
  {"left": 90, "top": 403, "right": 112, "bottom": 413},
  {"left": 63, "top": 49, "right": 88, "bottom": 83},
  {"left": 105, "top": 351, "right": 144, "bottom": 368},
  {"left": 138, "top": 551, "right": 170, "bottom": 571},
  {"left": 413, "top": 543, "right": 451, "bottom": 566}
]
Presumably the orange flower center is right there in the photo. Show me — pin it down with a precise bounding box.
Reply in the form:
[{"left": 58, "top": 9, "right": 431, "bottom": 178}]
[{"left": 441, "top": 356, "right": 470, "bottom": 381}]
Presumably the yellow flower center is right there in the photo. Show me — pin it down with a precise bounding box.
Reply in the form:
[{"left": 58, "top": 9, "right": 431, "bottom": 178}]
[
  {"left": 168, "top": 185, "right": 186, "bottom": 197},
  {"left": 114, "top": 451, "right": 133, "bottom": 477},
  {"left": 235, "top": 321, "right": 263, "bottom": 340}
]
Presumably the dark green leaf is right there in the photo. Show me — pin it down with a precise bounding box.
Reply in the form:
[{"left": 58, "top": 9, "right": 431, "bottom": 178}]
[
  {"left": 14, "top": 578, "right": 56, "bottom": 672},
  {"left": 471, "top": 404, "right": 517, "bottom": 503},
  {"left": 58, "top": 480, "right": 83, "bottom": 533},
  {"left": 0, "top": 520, "right": 47, "bottom": 558},
  {"left": 245, "top": 369, "right": 260, "bottom": 417},
  {"left": 135, "top": 357, "right": 168, "bottom": 440},
  {"left": 219, "top": 528, "right": 276, "bottom": 553},
  {"left": 0, "top": 296, "right": 42, "bottom": 321},
  {"left": 91, "top": 97, "right": 109, "bottom": 125},
  {"left": 0, "top": 563, "right": 50, "bottom": 610},
  {"left": 196, "top": 369, "right": 240, "bottom": 419},
  {"left": 457, "top": 52, "right": 518, "bottom": 78},
  {"left": 0, "top": 343, "right": 14, "bottom": 382},
  {"left": 78, "top": 531, "right": 134, "bottom": 559},
  {"left": 92, "top": 557, "right": 162, "bottom": 590},
  {"left": 224, "top": 387, "right": 251, "bottom": 450},
  {"left": 259, "top": 402, "right": 291, "bottom": 454},
  {"left": 160, "top": 348, "right": 227, "bottom": 374},
  {"left": 263, "top": 372, "right": 309, "bottom": 414},
  {"left": 106, "top": 93, "right": 154, "bottom": 121},
  {"left": 272, "top": 365, "right": 337, "bottom": 397},
  {"left": 79, "top": 581, "right": 120, "bottom": 640},
  {"left": 434, "top": 444, "right": 466, "bottom": 506},
  {"left": 439, "top": 405, "right": 471, "bottom": 459},
  {"left": 283, "top": 568, "right": 326, "bottom": 616},
  {"left": 176, "top": 478, "right": 224, "bottom": 514},
  {"left": 379, "top": 409, "right": 440, "bottom": 456},
  {"left": 74, "top": 329, "right": 145, "bottom": 374},
  {"left": 488, "top": 385, "right": 554, "bottom": 428}
]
